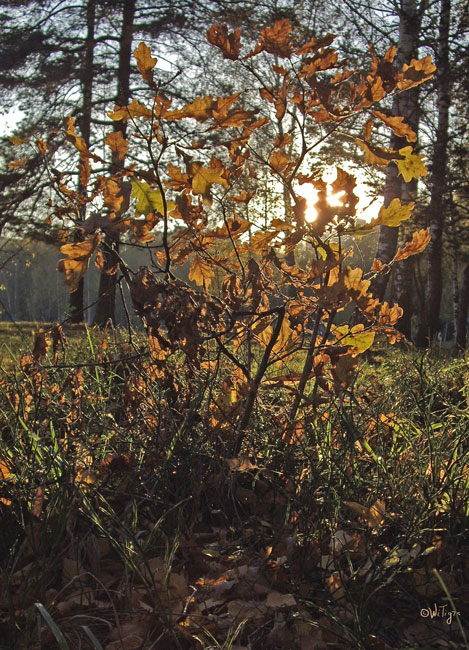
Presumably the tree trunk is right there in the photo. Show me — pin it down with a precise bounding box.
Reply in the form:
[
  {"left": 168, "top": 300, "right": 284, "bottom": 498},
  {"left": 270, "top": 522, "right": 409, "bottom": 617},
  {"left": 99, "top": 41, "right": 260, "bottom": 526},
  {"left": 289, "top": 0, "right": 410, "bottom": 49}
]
[
  {"left": 425, "top": 0, "right": 451, "bottom": 341},
  {"left": 371, "top": 0, "right": 422, "bottom": 324},
  {"left": 455, "top": 265, "right": 469, "bottom": 350},
  {"left": 70, "top": 0, "right": 96, "bottom": 324},
  {"left": 94, "top": 0, "right": 135, "bottom": 327}
]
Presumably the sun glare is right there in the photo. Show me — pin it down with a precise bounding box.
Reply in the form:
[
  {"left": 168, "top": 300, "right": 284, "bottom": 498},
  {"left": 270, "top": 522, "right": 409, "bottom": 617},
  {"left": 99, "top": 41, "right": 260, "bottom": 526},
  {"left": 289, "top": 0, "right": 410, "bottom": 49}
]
[{"left": 297, "top": 168, "right": 381, "bottom": 225}]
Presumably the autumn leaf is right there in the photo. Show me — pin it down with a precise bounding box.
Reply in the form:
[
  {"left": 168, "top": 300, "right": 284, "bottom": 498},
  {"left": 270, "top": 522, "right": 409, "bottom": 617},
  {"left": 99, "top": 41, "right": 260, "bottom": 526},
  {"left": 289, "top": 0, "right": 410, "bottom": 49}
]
[
  {"left": 249, "top": 18, "right": 293, "bottom": 58},
  {"left": 206, "top": 24, "right": 241, "bottom": 60},
  {"left": 8, "top": 135, "right": 26, "bottom": 146},
  {"left": 8, "top": 157, "right": 27, "bottom": 169},
  {"left": 334, "top": 324, "right": 375, "bottom": 353},
  {"left": 133, "top": 42, "right": 157, "bottom": 83},
  {"left": 343, "top": 267, "right": 370, "bottom": 298},
  {"left": 344, "top": 499, "right": 386, "bottom": 529},
  {"left": 393, "top": 229, "right": 430, "bottom": 261},
  {"left": 370, "top": 198, "right": 414, "bottom": 228},
  {"left": 165, "top": 95, "right": 215, "bottom": 122},
  {"left": 396, "top": 146, "right": 427, "bottom": 183},
  {"left": 108, "top": 98, "right": 152, "bottom": 121},
  {"left": 190, "top": 159, "right": 229, "bottom": 205},
  {"left": 32, "top": 329, "right": 49, "bottom": 362},
  {"left": 398, "top": 56, "right": 436, "bottom": 91},
  {"left": 103, "top": 178, "right": 131, "bottom": 215},
  {"left": 250, "top": 230, "right": 278, "bottom": 253},
  {"left": 378, "top": 301, "right": 403, "bottom": 326},
  {"left": 269, "top": 150, "right": 290, "bottom": 172},
  {"left": 131, "top": 177, "right": 174, "bottom": 216},
  {"left": 57, "top": 233, "right": 101, "bottom": 292},
  {"left": 189, "top": 254, "right": 215, "bottom": 288},
  {"left": 356, "top": 139, "right": 400, "bottom": 166},
  {"left": 105, "top": 131, "right": 129, "bottom": 161},
  {"left": 0, "top": 457, "right": 11, "bottom": 481},
  {"left": 372, "top": 110, "right": 417, "bottom": 142}
]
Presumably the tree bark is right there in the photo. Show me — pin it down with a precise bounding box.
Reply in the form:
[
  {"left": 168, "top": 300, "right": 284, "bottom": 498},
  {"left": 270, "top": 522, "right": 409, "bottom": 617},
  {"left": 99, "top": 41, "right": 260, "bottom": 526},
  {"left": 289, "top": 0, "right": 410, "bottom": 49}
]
[
  {"left": 371, "top": 0, "right": 422, "bottom": 332},
  {"left": 455, "top": 264, "right": 469, "bottom": 350},
  {"left": 425, "top": 0, "right": 451, "bottom": 341},
  {"left": 94, "top": 0, "right": 135, "bottom": 327},
  {"left": 70, "top": 0, "right": 96, "bottom": 324}
]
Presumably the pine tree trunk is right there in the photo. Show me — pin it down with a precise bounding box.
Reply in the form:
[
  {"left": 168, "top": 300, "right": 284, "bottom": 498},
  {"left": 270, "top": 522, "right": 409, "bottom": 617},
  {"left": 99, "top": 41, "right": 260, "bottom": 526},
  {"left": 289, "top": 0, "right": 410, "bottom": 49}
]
[
  {"left": 425, "top": 0, "right": 451, "bottom": 341},
  {"left": 70, "top": 0, "right": 96, "bottom": 324},
  {"left": 94, "top": 0, "right": 135, "bottom": 327}
]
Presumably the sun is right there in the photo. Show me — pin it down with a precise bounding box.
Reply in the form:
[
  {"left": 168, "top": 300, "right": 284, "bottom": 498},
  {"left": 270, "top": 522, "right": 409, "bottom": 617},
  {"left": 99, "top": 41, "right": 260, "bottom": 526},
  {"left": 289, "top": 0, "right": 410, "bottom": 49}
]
[{"left": 297, "top": 168, "right": 381, "bottom": 224}]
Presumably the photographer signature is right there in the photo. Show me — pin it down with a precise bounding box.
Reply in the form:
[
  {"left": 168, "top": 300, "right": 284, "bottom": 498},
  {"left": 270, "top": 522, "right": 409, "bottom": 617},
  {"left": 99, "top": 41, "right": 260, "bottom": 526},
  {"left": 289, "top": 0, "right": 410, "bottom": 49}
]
[{"left": 420, "top": 603, "right": 460, "bottom": 625}]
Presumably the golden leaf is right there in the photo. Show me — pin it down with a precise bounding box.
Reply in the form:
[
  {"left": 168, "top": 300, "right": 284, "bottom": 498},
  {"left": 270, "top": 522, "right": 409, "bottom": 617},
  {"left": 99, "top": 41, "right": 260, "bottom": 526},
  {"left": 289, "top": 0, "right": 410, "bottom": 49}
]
[
  {"left": 131, "top": 178, "right": 174, "bottom": 216},
  {"left": 396, "top": 146, "right": 427, "bottom": 183},
  {"left": 393, "top": 229, "right": 430, "bottom": 261},
  {"left": 0, "top": 457, "right": 11, "bottom": 481},
  {"left": 165, "top": 95, "right": 215, "bottom": 122},
  {"left": 189, "top": 254, "right": 215, "bottom": 288},
  {"left": 372, "top": 110, "right": 417, "bottom": 142},
  {"left": 356, "top": 139, "right": 400, "bottom": 166},
  {"left": 105, "top": 131, "right": 128, "bottom": 161},
  {"left": 398, "top": 56, "right": 436, "bottom": 91},
  {"left": 8, "top": 135, "right": 26, "bottom": 146},
  {"left": 334, "top": 324, "right": 375, "bottom": 353},
  {"left": 344, "top": 267, "right": 370, "bottom": 298},
  {"left": 370, "top": 198, "right": 414, "bottom": 228},
  {"left": 133, "top": 42, "right": 157, "bottom": 83},
  {"left": 57, "top": 233, "right": 101, "bottom": 292},
  {"left": 250, "top": 230, "right": 278, "bottom": 253},
  {"left": 190, "top": 160, "right": 229, "bottom": 205},
  {"left": 108, "top": 98, "right": 152, "bottom": 121},
  {"left": 269, "top": 150, "right": 290, "bottom": 172},
  {"left": 344, "top": 499, "right": 385, "bottom": 529}
]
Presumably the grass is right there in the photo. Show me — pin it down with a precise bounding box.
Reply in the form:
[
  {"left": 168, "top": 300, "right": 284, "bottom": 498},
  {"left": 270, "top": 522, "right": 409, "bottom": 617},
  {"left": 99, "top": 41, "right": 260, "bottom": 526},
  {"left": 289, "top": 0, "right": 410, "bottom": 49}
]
[{"left": 0, "top": 323, "right": 468, "bottom": 649}]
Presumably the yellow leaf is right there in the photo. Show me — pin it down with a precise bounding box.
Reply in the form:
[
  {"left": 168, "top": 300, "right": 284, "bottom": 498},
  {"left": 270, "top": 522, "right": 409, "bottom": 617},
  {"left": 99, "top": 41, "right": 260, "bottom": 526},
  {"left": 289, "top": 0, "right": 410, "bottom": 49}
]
[
  {"left": 8, "top": 135, "right": 26, "bottom": 146},
  {"left": 393, "top": 229, "right": 430, "bottom": 261},
  {"left": 343, "top": 267, "right": 370, "bottom": 298},
  {"left": 396, "top": 146, "right": 427, "bottom": 183},
  {"left": 334, "top": 324, "right": 375, "bottom": 353},
  {"left": 133, "top": 42, "right": 157, "bottom": 83},
  {"left": 189, "top": 254, "right": 215, "bottom": 288},
  {"left": 372, "top": 110, "right": 417, "bottom": 142},
  {"left": 370, "top": 198, "right": 414, "bottom": 228},
  {"left": 105, "top": 131, "right": 128, "bottom": 161},
  {"left": 131, "top": 178, "right": 174, "bottom": 216}
]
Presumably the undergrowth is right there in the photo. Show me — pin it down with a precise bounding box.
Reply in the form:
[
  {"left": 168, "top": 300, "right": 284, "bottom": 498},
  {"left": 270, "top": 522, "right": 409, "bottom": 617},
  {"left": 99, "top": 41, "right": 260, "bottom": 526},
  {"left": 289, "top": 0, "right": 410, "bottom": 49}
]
[{"left": 0, "top": 330, "right": 468, "bottom": 650}]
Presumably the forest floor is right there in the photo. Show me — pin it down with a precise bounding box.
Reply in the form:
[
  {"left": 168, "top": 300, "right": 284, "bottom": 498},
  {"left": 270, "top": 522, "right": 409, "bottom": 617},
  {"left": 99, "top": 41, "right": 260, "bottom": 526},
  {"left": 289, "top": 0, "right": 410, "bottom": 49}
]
[{"left": 0, "top": 323, "right": 468, "bottom": 650}]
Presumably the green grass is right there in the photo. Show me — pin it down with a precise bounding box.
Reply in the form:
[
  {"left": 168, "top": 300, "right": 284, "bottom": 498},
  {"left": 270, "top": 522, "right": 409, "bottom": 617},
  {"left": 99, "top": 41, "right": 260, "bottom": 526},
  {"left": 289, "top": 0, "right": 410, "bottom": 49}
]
[{"left": 0, "top": 325, "right": 468, "bottom": 649}]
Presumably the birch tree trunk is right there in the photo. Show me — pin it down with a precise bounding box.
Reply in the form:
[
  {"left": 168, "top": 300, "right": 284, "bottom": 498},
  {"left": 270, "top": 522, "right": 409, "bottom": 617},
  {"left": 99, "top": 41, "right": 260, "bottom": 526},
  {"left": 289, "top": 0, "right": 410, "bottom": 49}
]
[{"left": 371, "top": 0, "right": 422, "bottom": 338}]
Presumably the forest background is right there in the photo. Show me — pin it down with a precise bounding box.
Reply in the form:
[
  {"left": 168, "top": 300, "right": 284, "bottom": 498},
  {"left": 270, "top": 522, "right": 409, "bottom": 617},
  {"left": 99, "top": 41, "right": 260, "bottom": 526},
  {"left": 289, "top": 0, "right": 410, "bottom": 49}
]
[{"left": 0, "top": 2, "right": 469, "bottom": 650}]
